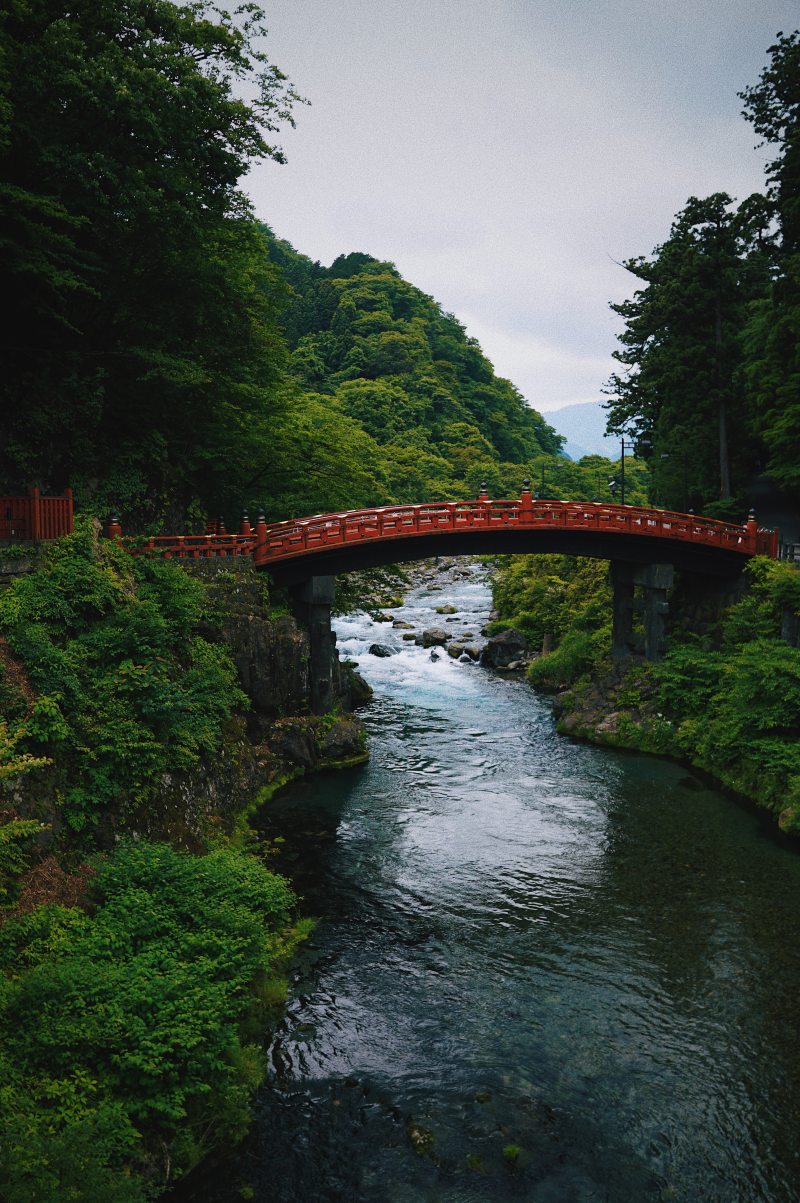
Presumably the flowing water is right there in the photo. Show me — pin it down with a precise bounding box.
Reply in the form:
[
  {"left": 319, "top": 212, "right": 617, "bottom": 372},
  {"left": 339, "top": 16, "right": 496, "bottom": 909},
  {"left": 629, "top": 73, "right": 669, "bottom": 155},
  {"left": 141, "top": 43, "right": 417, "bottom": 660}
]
[{"left": 175, "top": 561, "right": 800, "bottom": 1203}]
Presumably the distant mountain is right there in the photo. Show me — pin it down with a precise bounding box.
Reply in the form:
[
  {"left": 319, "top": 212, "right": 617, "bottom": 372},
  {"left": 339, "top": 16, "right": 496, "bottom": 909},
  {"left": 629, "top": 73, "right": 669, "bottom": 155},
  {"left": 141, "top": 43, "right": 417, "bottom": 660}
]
[{"left": 544, "top": 401, "right": 618, "bottom": 460}]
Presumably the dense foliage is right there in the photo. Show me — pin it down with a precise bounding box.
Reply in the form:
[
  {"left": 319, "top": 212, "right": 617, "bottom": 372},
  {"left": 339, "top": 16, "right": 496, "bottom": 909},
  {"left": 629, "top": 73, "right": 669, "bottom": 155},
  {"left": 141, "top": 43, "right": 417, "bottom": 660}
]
[
  {"left": 0, "top": 0, "right": 299, "bottom": 526},
  {"left": 605, "top": 32, "right": 800, "bottom": 512},
  {"left": 0, "top": 518, "right": 246, "bottom": 837},
  {"left": 261, "top": 237, "right": 566, "bottom": 514},
  {"left": 0, "top": 522, "right": 317, "bottom": 1201},
  {"left": 0, "top": 841, "right": 304, "bottom": 1201},
  {"left": 656, "top": 559, "right": 800, "bottom": 827},
  {"left": 490, "top": 555, "right": 612, "bottom": 689},
  {"left": 605, "top": 193, "right": 772, "bottom": 515}
]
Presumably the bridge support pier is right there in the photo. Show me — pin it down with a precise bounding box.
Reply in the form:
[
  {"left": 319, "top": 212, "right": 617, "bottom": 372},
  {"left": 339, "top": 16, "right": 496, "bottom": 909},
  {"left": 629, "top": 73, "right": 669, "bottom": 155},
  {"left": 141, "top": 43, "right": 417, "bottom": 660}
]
[
  {"left": 611, "top": 562, "right": 674, "bottom": 663},
  {"left": 610, "top": 562, "right": 635, "bottom": 662},
  {"left": 289, "top": 575, "right": 336, "bottom": 714}
]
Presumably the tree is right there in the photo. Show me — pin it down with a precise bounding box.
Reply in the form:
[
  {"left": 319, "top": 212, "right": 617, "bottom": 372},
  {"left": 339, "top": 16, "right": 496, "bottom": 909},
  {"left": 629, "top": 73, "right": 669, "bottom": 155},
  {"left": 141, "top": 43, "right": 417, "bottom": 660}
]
[
  {"left": 739, "top": 31, "right": 800, "bottom": 495},
  {"left": 604, "top": 193, "right": 771, "bottom": 512},
  {"left": 0, "top": 0, "right": 302, "bottom": 523}
]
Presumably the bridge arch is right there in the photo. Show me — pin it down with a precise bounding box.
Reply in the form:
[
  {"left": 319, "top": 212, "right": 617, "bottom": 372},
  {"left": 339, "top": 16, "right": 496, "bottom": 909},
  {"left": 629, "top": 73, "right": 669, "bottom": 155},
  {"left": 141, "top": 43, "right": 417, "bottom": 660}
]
[
  {"left": 254, "top": 491, "right": 776, "bottom": 585},
  {"left": 122, "top": 488, "right": 778, "bottom": 713}
]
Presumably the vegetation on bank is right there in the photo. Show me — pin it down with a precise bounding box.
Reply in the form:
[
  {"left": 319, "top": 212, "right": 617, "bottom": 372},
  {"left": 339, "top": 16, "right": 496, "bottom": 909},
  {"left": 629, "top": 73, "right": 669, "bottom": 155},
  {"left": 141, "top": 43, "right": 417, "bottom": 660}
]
[
  {"left": 0, "top": 518, "right": 248, "bottom": 840},
  {"left": 491, "top": 554, "right": 800, "bottom": 829},
  {"left": 0, "top": 522, "right": 315, "bottom": 1198},
  {"left": 0, "top": 841, "right": 306, "bottom": 1203}
]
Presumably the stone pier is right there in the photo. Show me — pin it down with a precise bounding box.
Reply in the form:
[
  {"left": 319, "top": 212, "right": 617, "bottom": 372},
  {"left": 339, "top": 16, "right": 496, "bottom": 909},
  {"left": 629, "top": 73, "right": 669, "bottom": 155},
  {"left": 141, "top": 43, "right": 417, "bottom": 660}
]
[
  {"left": 611, "top": 561, "right": 674, "bottom": 663},
  {"left": 289, "top": 575, "right": 337, "bottom": 714}
]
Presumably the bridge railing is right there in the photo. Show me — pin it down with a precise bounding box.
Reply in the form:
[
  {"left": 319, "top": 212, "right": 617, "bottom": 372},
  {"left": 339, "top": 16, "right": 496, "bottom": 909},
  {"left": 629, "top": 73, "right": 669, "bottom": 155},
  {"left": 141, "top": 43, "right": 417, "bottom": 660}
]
[
  {"left": 255, "top": 497, "right": 776, "bottom": 564},
  {"left": 107, "top": 493, "right": 779, "bottom": 566}
]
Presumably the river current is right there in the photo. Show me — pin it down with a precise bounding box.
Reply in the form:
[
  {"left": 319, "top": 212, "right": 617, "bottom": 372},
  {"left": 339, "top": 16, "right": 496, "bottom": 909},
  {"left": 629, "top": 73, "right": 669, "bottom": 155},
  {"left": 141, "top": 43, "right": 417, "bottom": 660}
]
[{"left": 176, "top": 561, "right": 800, "bottom": 1203}]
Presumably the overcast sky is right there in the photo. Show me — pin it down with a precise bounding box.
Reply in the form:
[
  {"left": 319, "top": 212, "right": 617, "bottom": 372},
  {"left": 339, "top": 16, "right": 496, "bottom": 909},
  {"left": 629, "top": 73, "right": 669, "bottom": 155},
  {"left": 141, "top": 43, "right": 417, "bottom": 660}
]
[{"left": 244, "top": 1, "right": 796, "bottom": 414}]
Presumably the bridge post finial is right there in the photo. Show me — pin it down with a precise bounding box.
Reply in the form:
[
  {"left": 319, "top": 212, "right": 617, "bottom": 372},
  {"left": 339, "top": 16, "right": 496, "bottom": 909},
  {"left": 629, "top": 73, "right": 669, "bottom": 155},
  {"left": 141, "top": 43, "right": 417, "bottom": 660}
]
[
  {"left": 478, "top": 481, "right": 489, "bottom": 501},
  {"left": 106, "top": 512, "right": 123, "bottom": 541},
  {"left": 254, "top": 510, "right": 268, "bottom": 565},
  {"left": 217, "top": 515, "right": 227, "bottom": 536},
  {"left": 520, "top": 479, "right": 533, "bottom": 519},
  {"left": 240, "top": 509, "right": 252, "bottom": 537},
  {"left": 746, "top": 508, "right": 759, "bottom": 551}
]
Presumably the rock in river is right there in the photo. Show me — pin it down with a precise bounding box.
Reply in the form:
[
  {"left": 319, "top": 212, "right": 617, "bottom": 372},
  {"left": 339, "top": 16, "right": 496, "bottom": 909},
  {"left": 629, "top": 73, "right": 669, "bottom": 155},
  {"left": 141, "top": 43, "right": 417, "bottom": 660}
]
[
  {"left": 481, "top": 628, "right": 532, "bottom": 668},
  {"left": 369, "top": 643, "right": 397, "bottom": 657},
  {"left": 422, "top": 627, "right": 449, "bottom": 648}
]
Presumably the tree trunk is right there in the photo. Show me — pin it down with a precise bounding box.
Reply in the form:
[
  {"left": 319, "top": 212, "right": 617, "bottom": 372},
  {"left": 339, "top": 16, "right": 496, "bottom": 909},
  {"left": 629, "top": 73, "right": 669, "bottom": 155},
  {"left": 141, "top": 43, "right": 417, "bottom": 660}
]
[{"left": 715, "top": 297, "right": 731, "bottom": 499}]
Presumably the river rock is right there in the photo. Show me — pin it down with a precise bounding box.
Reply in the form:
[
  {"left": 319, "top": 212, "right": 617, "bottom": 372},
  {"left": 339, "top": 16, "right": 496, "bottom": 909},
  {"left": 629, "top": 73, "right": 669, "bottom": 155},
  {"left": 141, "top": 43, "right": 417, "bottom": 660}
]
[
  {"left": 402, "top": 632, "right": 416, "bottom": 641},
  {"left": 392, "top": 619, "right": 414, "bottom": 629},
  {"left": 374, "top": 612, "right": 394, "bottom": 623},
  {"left": 462, "top": 645, "right": 481, "bottom": 661},
  {"left": 422, "top": 627, "right": 449, "bottom": 648},
  {"left": 320, "top": 716, "right": 366, "bottom": 764},
  {"left": 369, "top": 643, "right": 396, "bottom": 657},
  {"left": 430, "top": 650, "right": 440, "bottom": 662},
  {"left": 447, "top": 643, "right": 465, "bottom": 658},
  {"left": 481, "top": 628, "right": 532, "bottom": 668},
  {"left": 435, "top": 604, "right": 458, "bottom": 614}
]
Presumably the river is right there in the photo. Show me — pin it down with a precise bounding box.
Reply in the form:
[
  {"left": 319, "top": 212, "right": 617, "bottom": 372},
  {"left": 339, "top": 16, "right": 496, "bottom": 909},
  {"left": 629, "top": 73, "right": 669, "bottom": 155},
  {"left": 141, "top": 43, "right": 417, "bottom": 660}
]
[{"left": 174, "top": 560, "right": 800, "bottom": 1203}]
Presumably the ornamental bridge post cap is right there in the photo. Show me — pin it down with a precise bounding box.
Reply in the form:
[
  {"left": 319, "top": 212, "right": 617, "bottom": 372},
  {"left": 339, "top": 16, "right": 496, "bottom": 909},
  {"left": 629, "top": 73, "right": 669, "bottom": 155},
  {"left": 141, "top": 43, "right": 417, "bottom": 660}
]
[{"left": 106, "top": 512, "right": 123, "bottom": 539}]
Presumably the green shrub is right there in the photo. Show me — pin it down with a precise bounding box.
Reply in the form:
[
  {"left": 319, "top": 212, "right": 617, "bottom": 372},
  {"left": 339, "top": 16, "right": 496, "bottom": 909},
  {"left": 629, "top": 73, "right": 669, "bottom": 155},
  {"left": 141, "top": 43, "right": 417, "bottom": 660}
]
[
  {"left": 0, "top": 842, "right": 300, "bottom": 1201},
  {"left": 493, "top": 554, "right": 612, "bottom": 687},
  {"left": 655, "top": 565, "right": 800, "bottom": 822},
  {"left": 0, "top": 520, "right": 247, "bottom": 835}
]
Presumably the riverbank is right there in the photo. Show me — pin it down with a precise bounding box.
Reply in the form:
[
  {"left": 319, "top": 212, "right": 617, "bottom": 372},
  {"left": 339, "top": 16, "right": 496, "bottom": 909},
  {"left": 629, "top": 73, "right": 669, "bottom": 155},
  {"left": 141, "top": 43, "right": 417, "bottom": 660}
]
[
  {"left": 488, "top": 552, "right": 800, "bottom": 835},
  {"left": 0, "top": 522, "right": 370, "bottom": 1201}
]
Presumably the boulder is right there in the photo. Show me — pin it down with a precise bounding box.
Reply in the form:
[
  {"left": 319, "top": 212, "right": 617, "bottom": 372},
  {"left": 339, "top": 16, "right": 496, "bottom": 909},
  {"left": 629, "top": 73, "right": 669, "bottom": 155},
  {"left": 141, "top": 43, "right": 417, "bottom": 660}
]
[
  {"left": 402, "top": 633, "right": 417, "bottom": 641},
  {"left": 392, "top": 619, "right": 414, "bottom": 629},
  {"left": 481, "top": 628, "right": 532, "bottom": 669},
  {"left": 374, "top": 612, "right": 394, "bottom": 623},
  {"left": 422, "top": 627, "right": 449, "bottom": 648},
  {"left": 435, "top": 604, "right": 458, "bottom": 614},
  {"left": 462, "top": 645, "right": 481, "bottom": 661},
  {"left": 447, "top": 643, "right": 465, "bottom": 658},
  {"left": 369, "top": 643, "right": 396, "bottom": 658}
]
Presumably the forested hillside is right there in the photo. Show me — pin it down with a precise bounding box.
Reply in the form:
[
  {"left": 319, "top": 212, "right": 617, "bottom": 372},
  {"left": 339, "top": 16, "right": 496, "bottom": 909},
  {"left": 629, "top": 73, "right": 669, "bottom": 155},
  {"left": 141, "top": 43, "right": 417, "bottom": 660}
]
[
  {"left": 260, "top": 235, "right": 564, "bottom": 515},
  {"left": 0, "top": 0, "right": 574, "bottom": 530}
]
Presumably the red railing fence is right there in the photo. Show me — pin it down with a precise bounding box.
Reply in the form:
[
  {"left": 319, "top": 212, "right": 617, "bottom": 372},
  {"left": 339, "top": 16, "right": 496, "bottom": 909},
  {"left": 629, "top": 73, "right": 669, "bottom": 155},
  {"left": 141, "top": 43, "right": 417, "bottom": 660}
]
[
  {"left": 0, "top": 488, "right": 74, "bottom": 543},
  {"left": 107, "top": 486, "right": 780, "bottom": 568}
]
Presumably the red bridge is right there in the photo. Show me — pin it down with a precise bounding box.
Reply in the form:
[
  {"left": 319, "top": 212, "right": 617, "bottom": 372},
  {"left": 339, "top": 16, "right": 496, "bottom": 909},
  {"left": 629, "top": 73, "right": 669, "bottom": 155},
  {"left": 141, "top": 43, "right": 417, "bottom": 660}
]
[
  {"left": 123, "top": 486, "right": 779, "bottom": 583},
  {"left": 108, "top": 485, "right": 780, "bottom": 708}
]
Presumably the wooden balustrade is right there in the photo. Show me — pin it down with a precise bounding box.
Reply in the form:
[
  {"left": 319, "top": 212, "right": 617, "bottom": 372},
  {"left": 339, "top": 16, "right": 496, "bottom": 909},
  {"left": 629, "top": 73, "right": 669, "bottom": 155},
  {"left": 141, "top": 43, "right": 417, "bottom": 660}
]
[
  {"left": 249, "top": 497, "right": 776, "bottom": 567},
  {"left": 107, "top": 493, "right": 779, "bottom": 569},
  {"left": 0, "top": 488, "right": 73, "bottom": 542}
]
